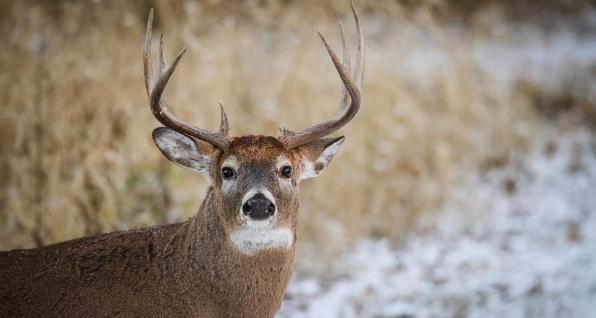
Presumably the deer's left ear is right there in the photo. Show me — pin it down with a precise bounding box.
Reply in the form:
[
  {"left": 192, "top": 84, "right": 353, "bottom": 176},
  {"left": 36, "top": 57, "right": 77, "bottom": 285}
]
[{"left": 296, "top": 136, "right": 345, "bottom": 180}]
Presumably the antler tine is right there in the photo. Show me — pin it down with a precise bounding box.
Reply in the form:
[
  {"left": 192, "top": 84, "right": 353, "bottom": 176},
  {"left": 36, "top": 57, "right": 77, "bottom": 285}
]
[
  {"left": 338, "top": 21, "right": 351, "bottom": 113},
  {"left": 143, "top": 9, "right": 155, "bottom": 96},
  {"left": 143, "top": 9, "right": 230, "bottom": 150},
  {"left": 218, "top": 102, "right": 230, "bottom": 135},
  {"left": 159, "top": 33, "right": 167, "bottom": 74},
  {"left": 280, "top": 1, "right": 364, "bottom": 148},
  {"left": 351, "top": 0, "right": 365, "bottom": 87}
]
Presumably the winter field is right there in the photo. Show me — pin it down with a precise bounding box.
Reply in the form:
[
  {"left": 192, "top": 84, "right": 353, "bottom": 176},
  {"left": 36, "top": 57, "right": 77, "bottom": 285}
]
[
  {"left": 1, "top": 2, "right": 596, "bottom": 317},
  {"left": 280, "top": 124, "right": 596, "bottom": 317},
  {"left": 278, "top": 10, "right": 596, "bottom": 317}
]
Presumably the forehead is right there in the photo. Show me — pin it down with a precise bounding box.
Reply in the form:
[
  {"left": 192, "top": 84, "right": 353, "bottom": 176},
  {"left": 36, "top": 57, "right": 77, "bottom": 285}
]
[{"left": 223, "top": 136, "right": 291, "bottom": 163}]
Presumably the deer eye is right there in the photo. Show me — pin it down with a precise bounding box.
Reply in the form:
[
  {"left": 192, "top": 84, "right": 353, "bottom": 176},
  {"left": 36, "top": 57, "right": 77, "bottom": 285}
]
[
  {"left": 280, "top": 165, "right": 292, "bottom": 178},
  {"left": 221, "top": 167, "right": 235, "bottom": 179}
]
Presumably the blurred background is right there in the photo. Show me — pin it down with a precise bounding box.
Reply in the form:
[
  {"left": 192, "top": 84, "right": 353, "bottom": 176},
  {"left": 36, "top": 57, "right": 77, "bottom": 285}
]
[{"left": 1, "top": 0, "right": 595, "bottom": 316}]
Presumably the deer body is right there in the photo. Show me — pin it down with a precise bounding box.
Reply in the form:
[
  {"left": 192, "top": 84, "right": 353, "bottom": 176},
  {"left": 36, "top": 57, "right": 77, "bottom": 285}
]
[
  {"left": 1, "top": 2, "right": 364, "bottom": 317},
  {"left": 2, "top": 184, "right": 294, "bottom": 318}
]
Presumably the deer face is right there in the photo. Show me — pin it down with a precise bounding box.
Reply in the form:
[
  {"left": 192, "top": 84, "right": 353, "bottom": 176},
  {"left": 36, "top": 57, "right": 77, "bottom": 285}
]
[
  {"left": 153, "top": 128, "right": 345, "bottom": 254},
  {"left": 143, "top": 2, "right": 362, "bottom": 255}
]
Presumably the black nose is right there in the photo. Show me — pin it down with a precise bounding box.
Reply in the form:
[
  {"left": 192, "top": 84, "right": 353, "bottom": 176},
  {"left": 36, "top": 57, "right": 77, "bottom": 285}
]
[{"left": 242, "top": 193, "right": 276, "bottom": 220}]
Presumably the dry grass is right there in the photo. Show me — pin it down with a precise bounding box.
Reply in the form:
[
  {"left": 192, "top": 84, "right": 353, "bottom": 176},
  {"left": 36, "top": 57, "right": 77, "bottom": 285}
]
[{"left": 0, "top": 0, "right": 593, "bottom": 272}]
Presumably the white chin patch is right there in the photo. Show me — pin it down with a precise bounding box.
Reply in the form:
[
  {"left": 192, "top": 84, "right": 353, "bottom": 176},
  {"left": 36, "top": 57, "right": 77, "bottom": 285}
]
[
  {"left": 230, "top": 226, "right": 293, "bottom": 255},
  {"left": 231, "top": 188, "right": 292, "bottom": 255}
]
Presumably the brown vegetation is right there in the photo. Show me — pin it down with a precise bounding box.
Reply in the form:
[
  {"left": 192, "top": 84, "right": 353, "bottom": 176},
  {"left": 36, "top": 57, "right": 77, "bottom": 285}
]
[{"left": 1, "top": 0, "right": 593, "bottom": 273}]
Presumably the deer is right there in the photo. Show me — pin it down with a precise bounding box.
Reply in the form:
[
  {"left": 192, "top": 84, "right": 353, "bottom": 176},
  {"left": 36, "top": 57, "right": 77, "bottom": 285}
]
[{"left": 0, "top": 2, "right": 364, "bottom": 317}]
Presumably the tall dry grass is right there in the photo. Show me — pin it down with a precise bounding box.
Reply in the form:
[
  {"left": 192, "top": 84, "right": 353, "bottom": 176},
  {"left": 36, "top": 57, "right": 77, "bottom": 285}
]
[{"left": 1, "top": 0, "right": 594, "bottom": 272}]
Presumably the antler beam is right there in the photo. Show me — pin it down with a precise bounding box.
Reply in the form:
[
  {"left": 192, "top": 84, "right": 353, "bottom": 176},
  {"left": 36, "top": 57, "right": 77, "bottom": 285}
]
[
  {"left": 144, "top": 9, "right": 230, "bottom": 150},
  {"left": 280, "top": 1, "right": 365, "bottom": 148}
]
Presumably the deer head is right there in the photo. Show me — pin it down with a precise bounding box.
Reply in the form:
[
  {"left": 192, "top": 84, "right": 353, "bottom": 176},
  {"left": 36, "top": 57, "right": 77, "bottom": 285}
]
[{"left": 143, "top": 3, "right": 364, "bottom": 255}]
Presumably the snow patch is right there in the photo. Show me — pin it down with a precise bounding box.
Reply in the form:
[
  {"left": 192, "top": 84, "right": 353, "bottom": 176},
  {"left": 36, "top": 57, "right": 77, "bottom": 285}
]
[{"left": 279, "top": 127, "right": 596, "bottom": 318}]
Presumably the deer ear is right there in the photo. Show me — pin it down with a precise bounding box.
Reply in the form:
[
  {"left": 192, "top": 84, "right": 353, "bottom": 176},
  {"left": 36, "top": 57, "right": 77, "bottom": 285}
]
[
  {"left": 152, "top": 127, "right": 215, "bottom": 177},
  {"left": 296, "top": 136, "right": 345, "bottom": 180}
]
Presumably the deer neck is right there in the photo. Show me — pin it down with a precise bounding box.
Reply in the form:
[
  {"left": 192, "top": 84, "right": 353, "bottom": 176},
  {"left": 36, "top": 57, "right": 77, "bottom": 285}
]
[{"left": 165, "top": 187, "right": 297, "bottom": 315}]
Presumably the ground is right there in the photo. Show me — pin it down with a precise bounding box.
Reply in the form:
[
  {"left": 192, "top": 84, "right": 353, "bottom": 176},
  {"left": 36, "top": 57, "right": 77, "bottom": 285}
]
[{"left": 279, "top": 123, "right": 596, "bottom": 318}]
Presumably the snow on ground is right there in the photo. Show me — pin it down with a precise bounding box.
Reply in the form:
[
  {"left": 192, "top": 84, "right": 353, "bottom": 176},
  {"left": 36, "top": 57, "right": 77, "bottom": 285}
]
[{"left": 278, "top": 125, "right": 596, "bottom": 318}]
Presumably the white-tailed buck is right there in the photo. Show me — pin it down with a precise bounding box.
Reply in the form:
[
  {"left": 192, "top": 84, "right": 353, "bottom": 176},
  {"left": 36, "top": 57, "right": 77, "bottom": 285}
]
[{"left": 0, "top": 2, "right": 364, "bottom": 317}]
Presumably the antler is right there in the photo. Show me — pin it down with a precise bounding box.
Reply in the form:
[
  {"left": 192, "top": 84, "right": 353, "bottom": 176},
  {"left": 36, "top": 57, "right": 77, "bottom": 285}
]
[
  {"left": 144, "top": 9, "right": 230, "bottom": 150},
  {"left": 280, "top": 1, "right": 365, "bottom": 148}
]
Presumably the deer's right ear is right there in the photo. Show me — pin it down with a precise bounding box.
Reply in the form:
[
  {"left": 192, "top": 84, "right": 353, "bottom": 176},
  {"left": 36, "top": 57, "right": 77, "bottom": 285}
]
[{"left": 152, "top": 127, "right": 215, "bottom": 176}]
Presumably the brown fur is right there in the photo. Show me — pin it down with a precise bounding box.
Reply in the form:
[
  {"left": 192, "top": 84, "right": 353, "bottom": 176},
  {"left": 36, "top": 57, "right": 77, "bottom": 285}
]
[{"left": 0, "top": 135, "right": 319, "bottom": 318}]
